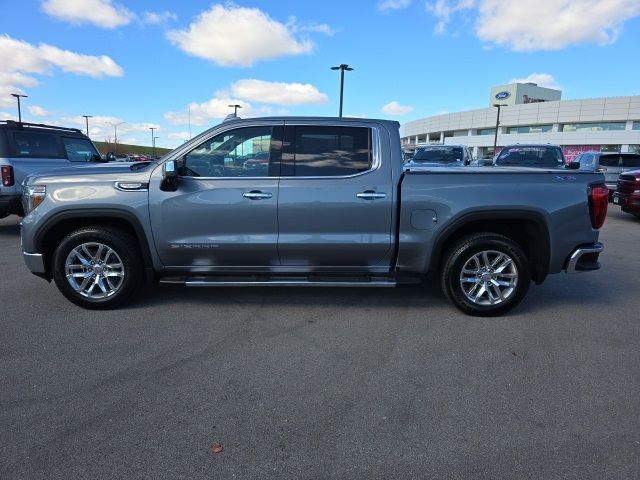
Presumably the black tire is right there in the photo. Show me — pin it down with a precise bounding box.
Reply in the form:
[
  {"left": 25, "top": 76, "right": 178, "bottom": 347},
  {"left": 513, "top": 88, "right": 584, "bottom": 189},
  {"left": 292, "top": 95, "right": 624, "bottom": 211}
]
[
  {"left": 52, "top": 226, "right": 144, "bottom": 309},
  {"left": 441, "top": 233, "right": 530, "bottom": 317}
]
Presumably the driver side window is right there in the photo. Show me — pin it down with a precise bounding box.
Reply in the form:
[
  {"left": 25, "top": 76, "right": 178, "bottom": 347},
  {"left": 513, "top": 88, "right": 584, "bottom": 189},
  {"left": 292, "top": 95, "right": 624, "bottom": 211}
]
[{"left": 180, "top": 126, "right": 272, "bottom": 177}]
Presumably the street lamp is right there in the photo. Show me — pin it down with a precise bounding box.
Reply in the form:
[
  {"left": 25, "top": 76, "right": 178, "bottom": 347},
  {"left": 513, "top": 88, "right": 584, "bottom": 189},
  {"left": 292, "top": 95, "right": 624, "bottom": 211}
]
[
  {"left": 106, "top": 121, "right": 125, "bottom": 156},
  {"left": 228, "top": 104, "right": 242, "bottom": 116},
  {"left": 11, "top": 93, "right": 28, "bottom": 123},
  {"left": 149, "top": 127, "right": 155, "bottom": 157},
  {"left": 492, "top": 103, "right": 507, "bottom": 156},
  {"left": 82, "top": 115, "right": 93, "bottom": 136},
  {"left": 330, "top": 64, "right": 354, "bottom": 117}
]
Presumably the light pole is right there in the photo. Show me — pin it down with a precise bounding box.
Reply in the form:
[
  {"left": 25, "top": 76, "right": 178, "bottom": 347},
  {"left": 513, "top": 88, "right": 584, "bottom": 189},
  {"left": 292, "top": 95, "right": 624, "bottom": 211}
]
[
  {"left": 106, "top": 121, "right": 125, "bottom": 156},
  {"left": 228, "top": 104, "right": 242, "bottom": 116},
  {"left": 11, "top": 93, "right": 28, "bottom": 123},
  {"left": 82, "top": 115, "right": 93, "bottom": 136},
  {"left": 149, "top": 127, "right": 155, "bottom": 157},
  {"left": 330, "top": 64, "right": 353, "bottom": 117},
  {"left": 492, "top": 103, "right": 507, "bottom": 156}
]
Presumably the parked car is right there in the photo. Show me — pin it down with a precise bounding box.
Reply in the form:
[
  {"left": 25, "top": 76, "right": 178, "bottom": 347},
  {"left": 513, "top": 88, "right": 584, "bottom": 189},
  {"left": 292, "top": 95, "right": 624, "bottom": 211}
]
[
  {"left": 494, "top": 145, "right": 566, "bottom": 168},
  {"left": 20, "top": 116, "right": 607, "bottom": 316},
  {"left": 406, "top": 145, "right": 472, "bottom": 167},
  {"left": 575, "top": 152, "right": 640, "bottom": 198},
  {"left": 0, "top": 120, "right": 105, "bottom": 218},
  {"left": 612, "top": 170, "right": 640, "bottom": 218}
]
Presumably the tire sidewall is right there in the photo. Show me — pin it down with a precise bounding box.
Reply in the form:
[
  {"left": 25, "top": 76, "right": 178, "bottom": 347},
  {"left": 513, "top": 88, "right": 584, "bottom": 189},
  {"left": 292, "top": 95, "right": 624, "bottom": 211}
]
[
  {"left": 443, "top": 235, "right": 530, "bottom": 316},
  {"left": 53, "top": 228, "right": 142, "bottom": 309}
]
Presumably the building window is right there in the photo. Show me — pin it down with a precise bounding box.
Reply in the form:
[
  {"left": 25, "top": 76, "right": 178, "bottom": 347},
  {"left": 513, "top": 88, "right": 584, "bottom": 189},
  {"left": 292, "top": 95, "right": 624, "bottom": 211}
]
[
  {"left": 633, "top": 122, "right": 640, "bottom": 130},
  {"left": 629, "top": 145, "right": 640, "bottom": 154},
  {"left": 601, "top": 145, "right": 621, "bottom": 153},
  {"left": 477, "top": 128, "right": 496, "bottom": 136},
  {"left": 506, "top": 125, "right": 552, "bottom": 134},
  {"left": 561, "top": 122, "right": 626, "bottom": 132}
]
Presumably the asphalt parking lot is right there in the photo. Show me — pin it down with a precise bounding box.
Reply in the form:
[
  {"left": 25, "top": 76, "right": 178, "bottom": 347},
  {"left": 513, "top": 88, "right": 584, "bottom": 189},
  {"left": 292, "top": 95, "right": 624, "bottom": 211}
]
[{"left": 1, "top": 209, "right": 639, "bottom": 480}]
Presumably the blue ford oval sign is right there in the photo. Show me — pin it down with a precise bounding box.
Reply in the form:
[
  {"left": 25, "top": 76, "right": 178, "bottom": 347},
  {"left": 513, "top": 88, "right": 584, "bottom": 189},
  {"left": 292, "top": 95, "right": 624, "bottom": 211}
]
[{"left": 495, "top": 91, "right": 511, "bottom": 100}]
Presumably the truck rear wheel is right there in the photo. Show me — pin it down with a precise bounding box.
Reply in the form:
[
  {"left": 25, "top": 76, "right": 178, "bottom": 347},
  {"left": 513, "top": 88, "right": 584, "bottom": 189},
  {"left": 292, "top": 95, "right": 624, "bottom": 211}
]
[
  {"left": 52, "top": 226, "right": 144, "bottom": 309},
  {"left": 441, "top": 233, "right": 530, "bottom": 316}
]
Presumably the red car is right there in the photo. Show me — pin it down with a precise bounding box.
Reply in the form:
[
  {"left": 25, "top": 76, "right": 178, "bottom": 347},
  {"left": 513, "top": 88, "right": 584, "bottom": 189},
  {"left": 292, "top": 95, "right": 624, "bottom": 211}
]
[{"left": 613, "top": 170, "right": 640, "bottom": 219}]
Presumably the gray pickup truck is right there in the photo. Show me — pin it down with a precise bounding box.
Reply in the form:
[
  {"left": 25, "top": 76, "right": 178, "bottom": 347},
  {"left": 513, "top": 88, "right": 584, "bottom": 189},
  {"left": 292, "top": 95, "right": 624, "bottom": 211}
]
[{"left": 20, "top": 116, "right": 609, "bottom": 316}]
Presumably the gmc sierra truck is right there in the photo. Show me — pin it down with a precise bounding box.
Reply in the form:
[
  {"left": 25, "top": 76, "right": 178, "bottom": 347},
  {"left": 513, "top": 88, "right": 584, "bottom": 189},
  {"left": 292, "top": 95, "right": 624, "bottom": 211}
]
[{"left": 20, "top": 116, "right": 608, "bottom": 316}]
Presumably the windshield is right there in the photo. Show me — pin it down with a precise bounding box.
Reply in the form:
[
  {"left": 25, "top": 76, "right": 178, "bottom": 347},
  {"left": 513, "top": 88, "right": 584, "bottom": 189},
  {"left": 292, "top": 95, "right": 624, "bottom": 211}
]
[
  {"left": 412, "top": 146, "right": 463, "bottom": 163},
  {"left": 495, "top": 146, "right": 564, "bottom": 167}
]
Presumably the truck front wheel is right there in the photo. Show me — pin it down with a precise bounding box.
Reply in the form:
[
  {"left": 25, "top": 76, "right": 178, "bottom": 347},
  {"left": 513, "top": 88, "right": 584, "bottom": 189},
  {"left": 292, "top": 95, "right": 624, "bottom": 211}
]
[
  {"left": 52, "top": 226, "right": 144, "bottom": 309},
  {"left": 441, "top": 233, "right": 530, "bottom": 316}
]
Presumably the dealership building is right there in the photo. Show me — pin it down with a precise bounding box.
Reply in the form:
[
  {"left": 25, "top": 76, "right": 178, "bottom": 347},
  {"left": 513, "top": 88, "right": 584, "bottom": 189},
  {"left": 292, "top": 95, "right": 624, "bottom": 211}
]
[{"left": 400, "top": 83, "right": 640, "bottom": 162}]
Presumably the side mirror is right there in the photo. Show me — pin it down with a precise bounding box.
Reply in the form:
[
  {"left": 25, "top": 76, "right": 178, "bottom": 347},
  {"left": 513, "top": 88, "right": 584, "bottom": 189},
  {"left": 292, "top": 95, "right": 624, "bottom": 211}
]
[
  {"left": 161, "top": 160, "right": 178, "bottom": 191},
  {"left": 565, "top": 162, "right": 580, "bottom": 170},
  {"left": 105, "top": 152, "right": 116, "bottom": 162}
]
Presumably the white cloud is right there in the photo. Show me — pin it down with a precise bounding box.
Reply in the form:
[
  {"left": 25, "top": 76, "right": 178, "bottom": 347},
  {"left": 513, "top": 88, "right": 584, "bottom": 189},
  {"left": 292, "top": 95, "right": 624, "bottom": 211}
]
[
  {"left": 142, "top": 11, "right": 177, "bottom": 25},
  {"left": 164, "top": 96, "right": 254, "bottom": 126},
  {"left": 62, "top": 115, "right": 160, "bottom": 140},
  {"left": 296, "top": 23, "right": 334, "bottom": 36},
  {"left": 166, "top": 4, "right": 314, "bottom": 67},
  {"left": 381, "top": 101, "right": 414, "bottom": 116},
  {"left": 509, "top": 73, "right": 560, "bottom": 90},
  {"left": 230, "top": 79, "right": 328, "bottom": 106},
  {"left": 168, "top": 132, "right": 192, "bottom": 141},
  {"left": 42, "top": 0, "right": 135, "bottom": 29},
  {"left": 378, "top": 0, "right": 412, "bottom": 12},
  {"left": 475, "top": 0, "right": 640, "bottom": 51},
  {"left": 425, "top": 0, "right": 640, "bottom": 50},
  {"left": 426, "top": 0, "right": 475, "bottom": 34},
  {"left": 0, "top": 35, "right": 123, "bottom": 108},
  {"left": 0, "top": 35, "right": 123, "bottom": 78},
  {"left": 0, "top": 111, "right": 18, "bottom": 121},
  {"left": 27, "top": 105, "right": 51, "bottom": 116}
]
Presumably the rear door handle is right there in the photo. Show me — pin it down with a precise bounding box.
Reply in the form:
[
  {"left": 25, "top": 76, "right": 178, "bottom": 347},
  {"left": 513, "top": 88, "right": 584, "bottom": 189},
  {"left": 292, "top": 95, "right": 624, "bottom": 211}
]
[
  {"left": 356, "top": 190, "right": 386, "bottom": 200},
  {"left": 243, "top": 190, "right": 273, "bottom": 200}
]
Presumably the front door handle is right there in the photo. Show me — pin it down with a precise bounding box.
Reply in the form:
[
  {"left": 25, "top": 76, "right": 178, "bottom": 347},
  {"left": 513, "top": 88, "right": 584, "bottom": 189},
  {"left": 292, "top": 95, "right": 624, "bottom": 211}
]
[
  {"left": 243, "top": 190, "right": 273, "bottom": 200},
  {"left": 356, "top": 190, "right": 386, "bottom": 200}
]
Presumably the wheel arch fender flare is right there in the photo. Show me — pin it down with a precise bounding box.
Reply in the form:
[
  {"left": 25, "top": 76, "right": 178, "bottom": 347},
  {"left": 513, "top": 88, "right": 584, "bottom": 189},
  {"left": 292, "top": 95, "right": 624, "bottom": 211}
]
[{"left": 430, "top": 209, "right": 551, "bottom": 284}]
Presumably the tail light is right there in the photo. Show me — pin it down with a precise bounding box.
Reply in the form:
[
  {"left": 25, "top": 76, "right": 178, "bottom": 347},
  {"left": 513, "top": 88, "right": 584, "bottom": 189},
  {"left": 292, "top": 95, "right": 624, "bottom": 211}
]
[
  {"left": 588, "top": 184, "right": 608, "bottom": 229},
  {"left": 1, "top": 165, "right": 14, "bottom": 187}
]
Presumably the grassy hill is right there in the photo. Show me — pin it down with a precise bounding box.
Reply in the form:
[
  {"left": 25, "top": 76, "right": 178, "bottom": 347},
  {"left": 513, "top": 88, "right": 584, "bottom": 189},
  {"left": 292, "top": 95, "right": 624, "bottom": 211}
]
[{"left": 94, "top": 141, "right": 172, "bottom": 157}]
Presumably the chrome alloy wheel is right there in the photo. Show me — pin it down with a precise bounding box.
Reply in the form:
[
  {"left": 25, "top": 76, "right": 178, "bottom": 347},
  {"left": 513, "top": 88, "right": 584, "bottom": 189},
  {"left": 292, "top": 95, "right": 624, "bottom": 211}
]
[
  {"left": 459, "top": 250, "right": 518, "bottom": 306},
  {"left": 64, "top": 242, "right": 125, "bottom": 299}
]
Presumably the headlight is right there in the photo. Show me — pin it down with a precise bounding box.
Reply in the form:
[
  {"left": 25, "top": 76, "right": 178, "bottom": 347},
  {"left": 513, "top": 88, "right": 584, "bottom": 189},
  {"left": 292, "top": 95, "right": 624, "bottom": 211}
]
[{"left": 23, "top": 184, "right": 46, "bottom": 214}]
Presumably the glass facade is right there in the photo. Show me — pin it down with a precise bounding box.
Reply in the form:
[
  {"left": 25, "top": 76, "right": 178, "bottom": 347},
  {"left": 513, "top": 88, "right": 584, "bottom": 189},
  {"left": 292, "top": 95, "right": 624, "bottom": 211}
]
[
  {"left": 561, "top": 122, "right": 626, "bottom": 132},
  {"left": 633, "top": 121, "right": 640, "bottom": 130},
  {"left": 506, "top": 125, "right": 552, "bottom": 134},
  {"left": 477, "top": 128, "right": 496, "bottom": 135},
  {"left": 600, "top": 145, "right": 621, "bottom": 153}
]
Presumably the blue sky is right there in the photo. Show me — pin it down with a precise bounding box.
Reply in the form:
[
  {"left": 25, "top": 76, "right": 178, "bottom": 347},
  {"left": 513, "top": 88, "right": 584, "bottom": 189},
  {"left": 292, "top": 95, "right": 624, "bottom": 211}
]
[{"left": 1, "top": 0, "right": 639, "bottom": 148}]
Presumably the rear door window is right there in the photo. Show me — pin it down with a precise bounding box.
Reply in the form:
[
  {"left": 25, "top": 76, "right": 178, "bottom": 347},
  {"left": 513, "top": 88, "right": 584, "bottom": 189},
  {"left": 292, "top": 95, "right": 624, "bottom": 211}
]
[
  {"left": 12, "top": 132, "right": 59, "bottom": 157},
  {"left": 289, "top": 126, "right": 372, "bottom": 176},
  {"left": 598, "top": 155, "right": 620, "bottom": 167},
  {"left": 62, "top": 137, "right": 100, "bottom": 162},
  {"left": 620, "top": 155, "right": 640, "bottom": 167}
]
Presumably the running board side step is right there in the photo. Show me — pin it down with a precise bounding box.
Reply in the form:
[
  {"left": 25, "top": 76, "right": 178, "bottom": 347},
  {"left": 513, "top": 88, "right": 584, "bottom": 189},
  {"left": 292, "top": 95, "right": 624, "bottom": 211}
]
[{"left": 160, "top": 277, "right": 397, "bottom": 288}]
